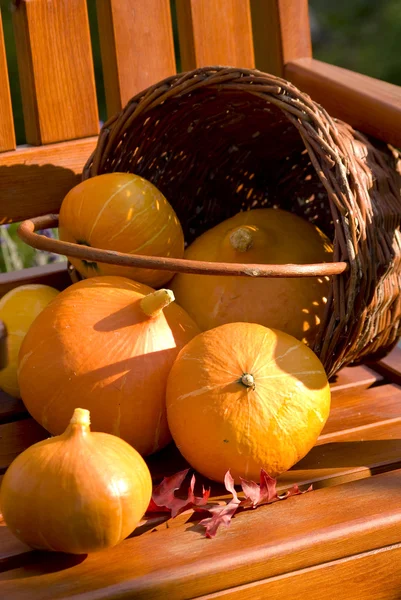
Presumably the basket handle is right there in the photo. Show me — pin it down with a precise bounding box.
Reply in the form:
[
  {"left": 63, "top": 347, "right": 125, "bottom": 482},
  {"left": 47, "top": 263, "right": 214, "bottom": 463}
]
[{"left": 17, "top": 215, "right": 348, "bottom": 278}]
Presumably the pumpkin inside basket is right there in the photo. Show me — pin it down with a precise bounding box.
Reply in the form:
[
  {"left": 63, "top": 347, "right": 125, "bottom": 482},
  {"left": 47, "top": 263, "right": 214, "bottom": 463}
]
[{"left": 20, "top": 67, "right": 401, "bottom": 378}]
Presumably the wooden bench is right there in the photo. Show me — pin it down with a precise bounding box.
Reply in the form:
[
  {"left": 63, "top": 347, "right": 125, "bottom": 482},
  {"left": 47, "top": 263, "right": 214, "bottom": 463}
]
[{"left": 1, "top": 2, "right": 401, "bottom": 598}]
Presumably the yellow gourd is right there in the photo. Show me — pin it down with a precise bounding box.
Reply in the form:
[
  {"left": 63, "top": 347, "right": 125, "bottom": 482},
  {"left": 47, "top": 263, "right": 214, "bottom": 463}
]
[
  {"left": 0, "top": 408, "right": 152, "bottom": 554},
  {"left": 0, "top": 284, "right": 59, "bottom": 397}
]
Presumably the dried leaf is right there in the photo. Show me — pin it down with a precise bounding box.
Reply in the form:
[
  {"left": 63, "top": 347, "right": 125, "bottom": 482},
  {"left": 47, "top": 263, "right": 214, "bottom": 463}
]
[
  {"left": 147, "top": 469, "right": 210, "bottom": 518},
  {"left": 147, "top": 469, "right": 190, "bottom": 514},
  {"left": 277, "top": 483, "right": 313, "bottom": 500},
  {"left": 199, "top": 471, "right": 241, "bottom": 538},
  {"left": 240, "top": 469, "right": 278, "bottom": 508},
  {"left": 146, "top": 468, "right": 312, "bottom": 538}
]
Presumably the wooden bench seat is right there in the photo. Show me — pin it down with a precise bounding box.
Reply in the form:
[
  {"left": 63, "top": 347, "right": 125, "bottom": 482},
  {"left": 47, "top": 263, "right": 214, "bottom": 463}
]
[{"left": 0, "top": 349, "right": 400, "bottom": 599}]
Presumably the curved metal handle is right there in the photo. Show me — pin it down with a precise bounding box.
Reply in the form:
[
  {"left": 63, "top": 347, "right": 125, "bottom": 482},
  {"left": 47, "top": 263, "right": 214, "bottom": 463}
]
[{"left": 17, "top": 214, "right": 348, "bottom": 278}]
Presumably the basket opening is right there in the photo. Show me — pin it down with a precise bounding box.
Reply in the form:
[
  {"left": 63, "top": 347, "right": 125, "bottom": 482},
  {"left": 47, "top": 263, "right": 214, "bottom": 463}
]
[{"left": 101, "top": 89, "right": 334, "bottom": 245}]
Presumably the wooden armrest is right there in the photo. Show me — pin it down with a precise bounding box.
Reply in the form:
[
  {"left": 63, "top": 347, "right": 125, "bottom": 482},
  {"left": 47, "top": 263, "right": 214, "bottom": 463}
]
[
  {"left": 285, "top": 58, "right": 401, "bottom": 148},
  {"left": 0, "top": 263, "right": 70, "bottom": 297}
]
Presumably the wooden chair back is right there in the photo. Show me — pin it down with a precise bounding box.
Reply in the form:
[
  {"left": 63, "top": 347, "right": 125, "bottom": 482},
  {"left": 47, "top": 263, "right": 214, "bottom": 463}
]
[{"left": 0, "top": 0, "right": 400, "bottom": 291}]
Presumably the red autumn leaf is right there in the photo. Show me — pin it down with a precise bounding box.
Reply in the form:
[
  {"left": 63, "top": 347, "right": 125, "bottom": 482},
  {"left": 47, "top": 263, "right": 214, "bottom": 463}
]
[
  {"left": 240, "top": 469, "right": 278, "bottom": 508},
  {"left": 147, "top": 468, "right": 210, "bottom": 518},
  {"left": 187, "top": 474, "right": 211, "bottom": 508},
  {"left": 147, "top": 469, "right": 190, "bottom": 514},
  {"left": 277, "top": 483, "right": 313, "bottom": 500},
  {"left": 146, "top": 467, "right": 312, "bottom": 538},
  {"left": 199, "top": 471, "right": 241, "bottom": 538}
]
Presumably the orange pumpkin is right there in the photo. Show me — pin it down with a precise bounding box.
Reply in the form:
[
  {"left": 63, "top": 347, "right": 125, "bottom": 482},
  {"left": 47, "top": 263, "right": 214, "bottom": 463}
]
[
  {"left": 0, "top": 408, "right": 152, "bottom": 554},
  {"left": 166, "top": 322, "right": 331, "bottom": 483},
  {"left": 59, "top": 172, "right": 184, "bottom": 287},
  {"left": 18, "top": 276, "right": 200, "bottom": 456},
  {"left": 170, "top": 208, "right": 334, "bottom": 346}
]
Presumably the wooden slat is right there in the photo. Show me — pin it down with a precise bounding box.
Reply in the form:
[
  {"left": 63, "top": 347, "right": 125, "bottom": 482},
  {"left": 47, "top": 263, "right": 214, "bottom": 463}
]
[
  {"left": 175, "top": 0, "right": 255, "bottom": 71},
  {"left": 0, "top": 9, "right": 15, "bottom": 152},
  {"left": 96, "top": 0, "right": 176, "bottom": 117},
  {"left": 0, "top": 391, "right": 27, "bottom": 425},
  {"left": 373, "top": 346, "right": 401, "bottom": 387},
  {"left": 285, "top": 57, "right": 401, "bottom": 148},
  {"left": 329, "top": 364, "right": 383, "bottom": 392},
  {"left": 197, "top": 543, "right": 401, "bottom": 600},
  {"left": 0, "top": 264, "right": 70, "bottom": 298},
  {"left": 1, "top": 469, "right": 401, "bottom": 598},
  {"left": 12, "top": 0, "right": 99, "bottom": 145},
  {"left": 250, "top": 0, "right": 312, "bottom": 77},
  {"left": 0, "top": 137, "right": 97, "bottom": 223},
  {"left": 281, "top": 419, "right": 401, "bottom": 490},
  {"left": 326, "top": 383, "right": 401, "bottom": 435},
  {"left": 0, "top": 529, "right": 32, "bottom": 573},
  {"left": 0, "top": 419, "right": 48, "bottom": 474}
]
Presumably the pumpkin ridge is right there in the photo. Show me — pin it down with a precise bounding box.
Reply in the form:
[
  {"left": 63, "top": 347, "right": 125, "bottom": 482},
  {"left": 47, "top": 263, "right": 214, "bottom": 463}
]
[
  {"left": 129, "top": 220, "right": 170, "bottom": 254},
  {"left": 87, "top": 179, "right": 134, "bottom": 242}
]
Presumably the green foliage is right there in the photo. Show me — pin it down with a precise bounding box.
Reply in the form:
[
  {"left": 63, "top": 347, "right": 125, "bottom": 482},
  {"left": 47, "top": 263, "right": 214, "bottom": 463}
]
[
  {"left": 0, "top": 225, "right": 66, "bottom": 273},
  {"left": 311, "top": 0, "right": 401, "bottom": 85}
]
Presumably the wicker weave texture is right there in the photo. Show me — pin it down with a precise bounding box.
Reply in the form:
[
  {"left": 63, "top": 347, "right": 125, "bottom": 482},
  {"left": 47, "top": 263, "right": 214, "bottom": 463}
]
[{"left": 83, "top": 66, "right": 401, "bottom": 378}]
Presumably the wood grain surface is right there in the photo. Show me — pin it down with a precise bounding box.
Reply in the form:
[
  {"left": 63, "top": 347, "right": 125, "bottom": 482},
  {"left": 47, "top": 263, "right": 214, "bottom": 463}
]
[
  {"left": 0, "top": 263, "right": 70, "bottom": 298},
  {"left": 251, "top": 0, "right": 312, "bottom": 77},
  {"left": 12, "top": 0, "right": 99, "bottom": 145},
  {"left": 197, "top": 543, "right": 401, "bottom": 599},
  {"left": 176, "top": 0, "right": 255, "bottom": 71},
  {"left": 97, "top": 0, "right": 176, "bottom": 117},
  {"left": 0, "top": 391, "right": 27, "bottom": 425},
  {"left": 0, "top": 137, "right": 97, "bottom": 224},
  {"left": 329, "top": 364, "right": 383, "bottom": 392},
  {"left": 0, "top": 343, "right": 399, "bottom": 598},
  {"left": 0, "top": 9, "right": 15, "bottom": 152},
  {"left": 374, "top": 347, "right": 401, "bottom": 387},
  {"left": 285, "top": 57, "right": 401, "bottom": 148},
  {"left": 1, "top": 469, "right": 401, "bottom": 598}
]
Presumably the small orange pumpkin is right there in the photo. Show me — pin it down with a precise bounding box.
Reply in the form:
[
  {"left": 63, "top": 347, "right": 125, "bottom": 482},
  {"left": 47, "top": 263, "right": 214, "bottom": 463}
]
[
  {"left": 18, "top": 276, "right": 200, "bottom": 456},
  {"left": 170, "top": 208, "right": 334, "bottom": 346},
  {"left": 59, "top": 172, "right": 184, "bottom": 287},
  {"left": 166, "top": 322, "right": 331, "bottom": 483},
  {"left": 0, "top": 408, "right": 152, "bottom": 554}
]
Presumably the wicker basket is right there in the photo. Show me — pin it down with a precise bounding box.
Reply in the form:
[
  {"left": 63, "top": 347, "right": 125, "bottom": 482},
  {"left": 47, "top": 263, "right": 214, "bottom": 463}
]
[{"left": 20, "top": 66, "right": 401, "bottom": 378}]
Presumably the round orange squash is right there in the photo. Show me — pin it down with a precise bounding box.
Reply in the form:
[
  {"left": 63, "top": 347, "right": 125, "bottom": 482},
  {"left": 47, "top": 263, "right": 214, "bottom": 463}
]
[
  {"left": 59, "top": 172, "right": 184, "bottom": 287},
  {"left": 166, "top": 322, "right": 331, "bottom": 483},
  {"left": 18, "top": 276, "right": 200, "bottom": 456},
  {"left": 170, "top": 208, "right": 334, "bottom": 346}
]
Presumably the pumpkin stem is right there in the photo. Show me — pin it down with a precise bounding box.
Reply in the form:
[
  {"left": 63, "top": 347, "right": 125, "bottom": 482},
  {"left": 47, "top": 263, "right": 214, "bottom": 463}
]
[
  {"left": 140, "top": 289, "right": 175, "bottom": 317},
  {"left": 241, "top": 373, "right": 255, "bottom": 389},
  {"left": 230, "top": 227, "right": 253, "bottom": 252},
  {"left": 70, "top": 408, "right": 91, "bottom": 428}
]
